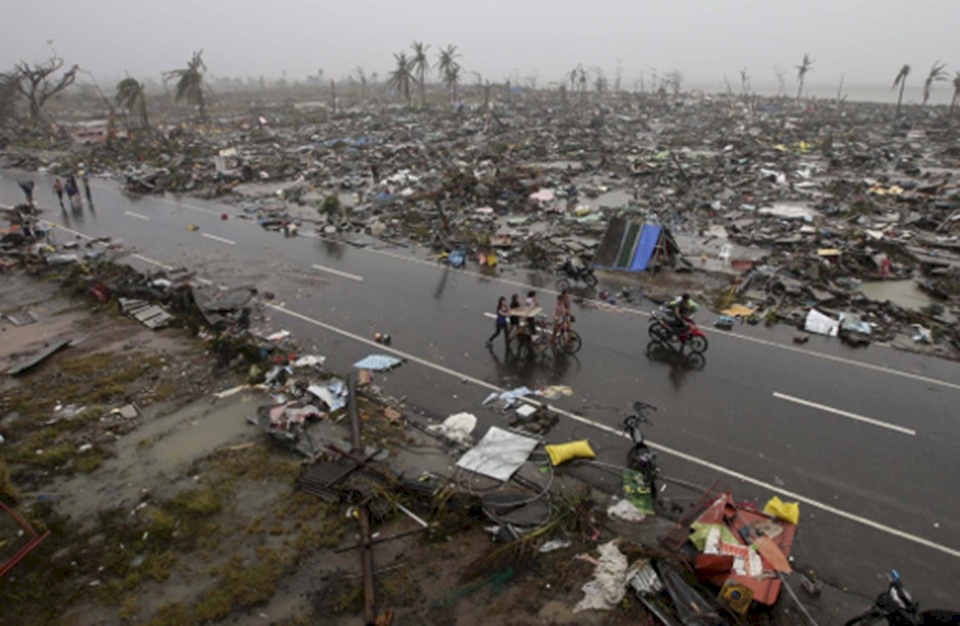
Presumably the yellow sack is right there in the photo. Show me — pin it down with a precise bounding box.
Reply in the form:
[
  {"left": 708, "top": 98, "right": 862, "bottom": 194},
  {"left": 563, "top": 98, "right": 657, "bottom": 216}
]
[
  {"left": 544, "top": 440, "right": 596, "bottom": 466},
  {"left": 763, "top": 496, "right": 800, "bottom": 525}
]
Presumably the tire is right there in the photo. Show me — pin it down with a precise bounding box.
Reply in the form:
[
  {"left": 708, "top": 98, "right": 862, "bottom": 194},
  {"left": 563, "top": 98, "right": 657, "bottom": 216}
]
[
  {"left": 531, "top": 333, "right": 550, "bottom": 355},
  {"left": 649, "top": 323, "right": 669, "bottom": 341},
  {"left": 584, "top": 272, "right": 598, "bottom": 287},
  {"left": 561, "top": 330, "right": 582, "bottom": 354},
  {"left": 844, "top": 610, "right": 885, "bottom": 626},
  {"left": 687, "top": 335, "right": 709, "bottom": 354},
  {"left": 555, "top": 278, "right": 570, "bottom": 291}
]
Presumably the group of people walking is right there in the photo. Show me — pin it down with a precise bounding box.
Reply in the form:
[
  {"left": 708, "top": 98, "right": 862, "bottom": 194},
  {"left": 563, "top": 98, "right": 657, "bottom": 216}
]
[
  {"left": 51, "top": 171, "right": 92, "bottom": 211},
  {"left": 486, "top": 289, "right": 574, "bottom": 354}
]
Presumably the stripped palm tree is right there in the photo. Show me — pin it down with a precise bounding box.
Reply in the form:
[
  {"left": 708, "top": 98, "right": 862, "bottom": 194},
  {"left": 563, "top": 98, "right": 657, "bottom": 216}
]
[
  {"left": 922, "top": 61, "right": 948, "bottom": 106},
  {"left": 115, "top": 77, "right": 149, "bottom": 129},
  {"left": 435, "top": 44, "right": 462, "bottom": 102},
  {"left": 410, "top": 40, "right": 430, "bottom": 106},
  {"left": 387, "top": 52, "right": 416, "bottom": 107},
  {"left": 950, "top": 72, "right": 960, "bottom": 117},
  {"left": 164, "top": 51, "right": 208, "bottom": 122},
  {"left": 795, "top": 53, "right": 813, "bottom": 99},
  {"left": 892, "top": 64, "right": 911, "bottom": 117}
]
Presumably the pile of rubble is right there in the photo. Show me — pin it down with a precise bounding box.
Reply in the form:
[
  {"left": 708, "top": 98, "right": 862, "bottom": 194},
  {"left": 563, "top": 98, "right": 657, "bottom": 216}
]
[{"left": 4, "top": 90, "right": 959, "bottom": 357}]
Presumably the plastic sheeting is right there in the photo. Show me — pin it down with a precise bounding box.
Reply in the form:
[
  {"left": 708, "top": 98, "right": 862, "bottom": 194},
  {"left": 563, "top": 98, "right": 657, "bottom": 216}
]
[
  {"left": 353, "top": 354, "right": 403, "bottom": 371},
  {"left": 629, "top": 224, "right": 662, "bottom": 271},
  {"left": 574, "top": 541, "right": 632, "bottom": 612},
  {"left": 427, "top": 412, "right": 477, "bottom": 446},
  {"left": 455, "top": 426, "right": 539, "bottom": 482},
  {"left": 803, "top": 308, "right": 840, "bottom": 336}
]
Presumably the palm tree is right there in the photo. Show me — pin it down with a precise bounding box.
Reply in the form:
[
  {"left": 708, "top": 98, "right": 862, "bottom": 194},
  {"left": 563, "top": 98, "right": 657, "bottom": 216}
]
[
  {"left": 950, "top": 72, "right": 960, "bottom": 117},
  {"left": 387, "top": 52, "right": 415, "bottom": 107},
  {"left": 164, "top": 51, "right": 208, "bottom": 122},
  {"left": 354, "top": 66, "right": 367, "bottom": 100},
  {"left": 435, "top": 44, "right": 462, "bottom": 101},
  {"left": 410, "top": 40, "right": 430, "bottom": 106},
  {"left": 795, "top": 53, "right": 813, "bottom": 99},
  {"left": 922, "top": 61, "right": 948, "bottom": 106},
  {"left": 892, "top": 64, "right": 910, "bottom": 117},
  {"left": 115, "top": 77, "right": 149, "bottom": 129}
]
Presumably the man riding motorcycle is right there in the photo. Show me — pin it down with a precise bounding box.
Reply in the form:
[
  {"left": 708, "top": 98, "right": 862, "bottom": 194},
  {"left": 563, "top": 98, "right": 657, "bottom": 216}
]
[{"left": 666, "top": 293, "right": 699, "bottom": 336}]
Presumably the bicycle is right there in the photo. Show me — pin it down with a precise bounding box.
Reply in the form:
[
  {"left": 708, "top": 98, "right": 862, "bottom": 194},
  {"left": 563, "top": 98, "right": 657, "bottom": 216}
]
[
  {"left": 623, "top": 401, "right": 658, "bottom": 497},
  {"left": 524, "top": 316, "right": 582, "bottom": 357},
  {"left": 550, "top": 321, "right": 582, "bottom": 355}
]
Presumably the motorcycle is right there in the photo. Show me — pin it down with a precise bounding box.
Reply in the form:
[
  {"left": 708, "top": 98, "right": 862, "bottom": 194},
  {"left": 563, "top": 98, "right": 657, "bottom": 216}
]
[
  {"left": 846, "top": 570, "right": 959, "bottom": 625},
  {"left": 649, "top": 309, "right": 709, "bottom": 354},
  {"left": 555, "top": 258, "right": 598, "bottom": 290},
  {"left": 623, "top": 401, "right": 659, "bottom": 498}
]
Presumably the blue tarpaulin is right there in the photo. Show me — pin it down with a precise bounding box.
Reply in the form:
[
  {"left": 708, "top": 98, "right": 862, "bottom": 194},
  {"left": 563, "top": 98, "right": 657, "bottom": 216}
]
[{"left": 629, "top": 225, "right": 662, "bottom": 271}]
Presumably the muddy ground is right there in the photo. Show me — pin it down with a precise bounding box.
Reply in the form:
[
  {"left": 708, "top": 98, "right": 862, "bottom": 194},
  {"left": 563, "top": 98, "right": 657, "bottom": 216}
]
[{"left": 0, "top": 270, "right": 653, "bottom": 626}]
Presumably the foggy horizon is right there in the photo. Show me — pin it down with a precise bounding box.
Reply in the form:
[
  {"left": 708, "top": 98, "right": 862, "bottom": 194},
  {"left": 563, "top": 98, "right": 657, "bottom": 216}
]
[{"left": 3, "top": 0, "right": 960, "bottom": 104}]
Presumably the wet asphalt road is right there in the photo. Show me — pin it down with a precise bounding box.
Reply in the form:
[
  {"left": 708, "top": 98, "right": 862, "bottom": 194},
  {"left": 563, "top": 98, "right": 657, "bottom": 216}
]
[{"left": 3, "top": 169, "right": 960, "bottom": 607}]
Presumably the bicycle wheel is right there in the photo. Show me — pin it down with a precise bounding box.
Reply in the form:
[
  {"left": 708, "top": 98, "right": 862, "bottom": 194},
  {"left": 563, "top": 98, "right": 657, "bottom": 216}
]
[
  {"left": 561, "top": 330, "right": 582, "bottom": 354},
  {"left": 555, "top": 278, "right": 570, "bottom": 291},
  {"left": 686, "top": 335, "right": 708, "bottom": 354},
  {"left": 531, "top": 333, "right": 550, "bottom": 355},
  {"left": 584, "top": 272, "right": 598, "bottom": 287}
]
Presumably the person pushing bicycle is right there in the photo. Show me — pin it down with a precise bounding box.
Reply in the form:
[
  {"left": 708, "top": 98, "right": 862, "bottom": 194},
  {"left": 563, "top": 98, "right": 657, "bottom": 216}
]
[{"left": 551, "top": 290, "right": 574, "bottom": 344}]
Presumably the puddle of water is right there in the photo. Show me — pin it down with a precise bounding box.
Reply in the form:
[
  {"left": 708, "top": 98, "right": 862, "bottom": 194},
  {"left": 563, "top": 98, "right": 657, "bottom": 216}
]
[{"left": 859, "top": 280, "right": 935, "bottom": 311}]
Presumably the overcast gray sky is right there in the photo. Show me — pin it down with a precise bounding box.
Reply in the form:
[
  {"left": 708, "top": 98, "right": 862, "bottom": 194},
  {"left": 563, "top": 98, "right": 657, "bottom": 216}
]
[{"left": 3, "top": 0, "right": 959, "bottom": 101}]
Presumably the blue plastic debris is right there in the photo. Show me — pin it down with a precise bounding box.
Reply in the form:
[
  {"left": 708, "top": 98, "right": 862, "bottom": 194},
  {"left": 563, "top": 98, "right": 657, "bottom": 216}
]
[
  {"left": 714, "top": 315, "right": 736, "bottom": 330},
  {"left": 448, "top": 249, "right": 466, "bottom": 269}
]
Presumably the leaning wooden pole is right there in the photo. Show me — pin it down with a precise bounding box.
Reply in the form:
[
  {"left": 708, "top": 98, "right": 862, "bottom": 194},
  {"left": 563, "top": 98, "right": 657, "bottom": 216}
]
[{"left": 347, "top": 373, "right": 376, "bottom": 623}]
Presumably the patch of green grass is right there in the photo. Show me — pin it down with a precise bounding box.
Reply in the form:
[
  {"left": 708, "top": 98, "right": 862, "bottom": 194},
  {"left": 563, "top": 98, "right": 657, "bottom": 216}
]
[
  {"left": 6, "top": 427, "right": 59, "bottom": 460},
  {"left": 207, "top": 443, "right": 300, "bottom": 483},
  {"left": 190, "top": 549, "right": 286, "bottom": 624},
  {"left": 151, "top": 380, "right": 178, "bottom": 402},
  {"left": 144, "top": 506, "right": 176, "bottom": 540},
  {"left": 0, "top": 456, "right": 20, "bottom": 503},
  {"left": 119, "top": 595, "right": 139, "bottom": 623},
  {"left": 59, "top": 352, "right": 116, "bottom": 376},
  {"left": 330, "top": 582, "right": 365, "bottom": 614},
  {"left": 76, "top": 452, "right": 103, "bottom": 473},
  {"left": 143, "top": 550, "right": 177, "bottom": 581},
  {"left": 171, "top": 487, "right": 223, "bottom": 517},
  {"left": 19, "top": 442, "right": 77, "bottom": 468}
]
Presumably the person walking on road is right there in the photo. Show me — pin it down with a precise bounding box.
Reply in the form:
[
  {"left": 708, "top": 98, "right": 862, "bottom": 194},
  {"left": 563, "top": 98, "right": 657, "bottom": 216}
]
[
  {"left": 508, "top": 294, "right": 521, "bottom": 342},
  {"left": 81, "top": 170, "right": 93, "bottom": 205},
  {"left": 67, "top": 173, "right": 81, "bottom": 207},
  {"left": 18, "top": 181, "right": 35, "bottom": 207},
  {"left": 551, "top": 290, "right": 573, "bottom": 345},
  {"left": 53, "top": 178, "right": 65, "bottom": 209},
  {"left": 486, "top": 296, "right": 510, "bottom": 349},
  {"left": 65, "top": 177, "right": 81, "bottom": 210}
]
